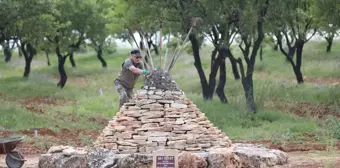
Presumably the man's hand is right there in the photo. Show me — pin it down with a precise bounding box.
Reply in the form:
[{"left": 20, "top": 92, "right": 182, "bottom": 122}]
[{"left": 145, "top": 70, "right": 152, "bottom": 78}]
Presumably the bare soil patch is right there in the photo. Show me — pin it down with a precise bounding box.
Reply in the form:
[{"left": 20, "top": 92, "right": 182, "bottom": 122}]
[
  {"left": 234, "top": 140, "right": 340, "bottom": 152},
  {"left": 265, "top": 100, "right": 340, "bottom": 119},
  {"left": 19, "top": 96, "right": 75, "bottom": 114},
  {"left": 256, "top": 72, "right": 340, "bottom": 86}
]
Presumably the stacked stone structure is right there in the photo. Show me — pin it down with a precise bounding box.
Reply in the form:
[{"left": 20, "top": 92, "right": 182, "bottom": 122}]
[{"left": 94, "top": 69, "right": 232, "bottom": 154}]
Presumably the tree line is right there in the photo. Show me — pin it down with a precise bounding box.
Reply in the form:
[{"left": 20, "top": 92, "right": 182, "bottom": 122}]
[{"left": 1, "top": 0, "right": 339, "bottom": 113}]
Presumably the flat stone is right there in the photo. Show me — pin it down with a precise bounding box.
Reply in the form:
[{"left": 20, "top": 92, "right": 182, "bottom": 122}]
[
  {"left": 234, "top": 143, "right": 288, "bottom": 167},
  {"left": 155, "top": 91, "right": 164, "bottom": 95},
  {"left": 167, "top": 140, "right": 186, "bottom": 150},
  {"left": 140, "top": 131, "right": 171, "bottom": 137},
  {"left": 135, "top": 100, "right": 157, "bottom": 106},
  {"left": 117, "top": 141, "right": 137, "bottom": 147},
  {"left": 104, "top": 143, "right": 118, "bottom": 149},
  {"left": 116, "top": 117, "right": 136, "bottom": 122},
  {"left": 148, "top": 95, "right": 163, "bottom": 99},
  {"left": 170, "top": 103, "right": 187, "bottom": 108},
  {"left": 114, "top": 125, "right": 128, "bottom": 132},
  {"left": 141, "top": 111, "right": 164, "bottom": 118},
  {"left": 172, "top": 91, "right": 183, "bottom": 95},
  {"left": 62, "top": 148, "right": 76, "bottom": 156},
  {"left": 128, "top": 106, "right": 141, "bottom": 110},
  {"left": 157, "top": 100, "right": 174, "bottom": 104},
  {"left": 123, "top": 111, "right": 143, "bottom": 117},
  {"left": 115, "top": 132, "right": 134, "bottom": 139},
  {"left": 141, "top": 103, "right": 163, "bottom": 109},
  {"left": 133, "top": 135, "right": 148, "bottom": 140},
  {"left": 148, "top": 137, "right": 167, "bottom": 142},
  {"left": 173, "top": 124, "right": 198, "bottom": 131},
  {"left": 118, "top": 146, "right": 137, "bottom": 152},
  {"left": 141, "top": 118, "right": 165, "bottom": 123}
]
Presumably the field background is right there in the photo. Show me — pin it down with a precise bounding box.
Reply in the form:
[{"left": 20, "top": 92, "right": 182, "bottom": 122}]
[{"left": 0, "top": 41, "right": 340, "bottom": 156}]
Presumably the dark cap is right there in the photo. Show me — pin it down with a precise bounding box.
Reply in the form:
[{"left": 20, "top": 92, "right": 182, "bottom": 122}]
[{"left": 131, "top": 49, "right": 141, "bottom": 57}]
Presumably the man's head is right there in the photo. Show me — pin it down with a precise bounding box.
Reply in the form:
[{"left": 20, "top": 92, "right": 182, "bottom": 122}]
[{"left": 130, "top": 49, "right": 142, "bottom": 64}]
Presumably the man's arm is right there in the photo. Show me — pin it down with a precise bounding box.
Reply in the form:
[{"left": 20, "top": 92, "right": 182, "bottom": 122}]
[{"left": 128, "top": 66, "right": 144, "bottom": 75}]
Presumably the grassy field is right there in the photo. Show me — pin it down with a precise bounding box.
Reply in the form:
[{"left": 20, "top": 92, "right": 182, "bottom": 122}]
[{"left": 0, "top": 41, "right": 339, "bottom": 153}]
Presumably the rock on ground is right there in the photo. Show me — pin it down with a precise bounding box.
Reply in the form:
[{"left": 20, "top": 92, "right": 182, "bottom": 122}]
[{"left": 234, "top": 143, "right": 289, "bottom": 168}]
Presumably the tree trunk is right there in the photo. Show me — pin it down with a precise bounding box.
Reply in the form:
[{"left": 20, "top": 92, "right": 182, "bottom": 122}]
[
  {"left": 260, "top": 45, "right": 263, "bottom": 61},
  {"left": 294, "top": 39, "right": 304, "bottom": 84},
  {"left": 286, "top": 46, "right": 296, "bottom": 62},
  {"left": 69, "top": 52, "right": 76, "bottom": 67},
  {"left": 242, "top": 75, "right": 256, "bottom": 113},
  {"left": 21, "top": 43, "right": 35, "bottom": 77},
  {"left": 189, "top": 34, "right": 209, "bottom": 99},
  {"left": 215, "top": 58, "right": 228, "bottom": 103},
  {"left": 45, "top": 51, "right": 51, "bottom": 66},
  {"left": 56, "top": 46, "right": 68, "bottom": 88},
  {"left": 226, "top": 49, "right": 240, "bottom": 80},
  {"left": 4, "top": 46, "right": 11, "bottom": 62},
  {"left": 326, "top": 36, "right": 333, "bottom": 52},
  {"left": 207, "top": 48, "right": 227, "bottom": 99},
  {"left": 210, "top": 48, "right": 218, "bottom": 73},
  {"left": 23, "top": 57, "right": 32, "bottom": 77},
  {"left": 97, "top": 45, "right": 107, "bottom": 67},
  {"left": 152, "top": 43, "right": 159, "bottom": 56},
  {"left": 207, "top": 48, "right": 221, "bottom": 99},
  {"left": 274, "top": 42, "right": 278, "bottom": 51}
]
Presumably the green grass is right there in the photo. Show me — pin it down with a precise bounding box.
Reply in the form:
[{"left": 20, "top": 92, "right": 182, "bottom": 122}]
[{"left": 0, "top": 41, "right": 339, "bottom": 150}]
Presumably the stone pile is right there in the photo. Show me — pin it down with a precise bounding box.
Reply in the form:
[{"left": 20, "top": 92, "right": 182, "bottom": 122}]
[{"left": 94, "top": 69, "right": 232, "bottom": 154}]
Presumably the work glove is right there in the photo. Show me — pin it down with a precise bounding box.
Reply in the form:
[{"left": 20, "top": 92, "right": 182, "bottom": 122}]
[{"left": 142, "top": 69, "right": 149, "bottom": 75}]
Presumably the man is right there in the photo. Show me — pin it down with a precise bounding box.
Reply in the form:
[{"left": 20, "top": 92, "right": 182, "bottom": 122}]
[{"left": 114, "top": 49, "right": 150, "bottom": 109}]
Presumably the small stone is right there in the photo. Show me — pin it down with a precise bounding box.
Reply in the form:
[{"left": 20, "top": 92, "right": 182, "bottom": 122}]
[
  {"left": 62, "top": 148, "right": 76, "bottom": 156},
  {"left": 150, "top": 87, "right": 156, "bottom": 89},
  {"left": 171, "top": 103, "right": 187, "bottom": 109},
  {"left": 172, "top": 91, "right": 183, "bottom": 95},
  {"left": 103, "top": 129, "right": 113, "bottom": 136},
  {"left": 148, "top": 95, "right": 163, "bottom": 99},
  {"left": 109, "top": 121, "right": 120, "bottom": 126},
  {"left": 133, "top": 135, "right": 148, "bottom": 140},
  {"left": 114, "top": 125, "right": 127, "bottom": 132},
  {"left": 155, "top": 91, "right": 164, "bottom": 95},
  {"left": 148, "top": 137, "right": 167, "bottom": 142},
  {"left": 167, "top": 140, "right": 186, "bottom": 150},
  {"left": 164, "top": 104, "right": 170, "bottom": 108},
  {"left": 148, "top": 90, "right": 155, "bottom": 95},
  {"left": 104, "top": 143, "right": 118, "bottom": 149}
]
